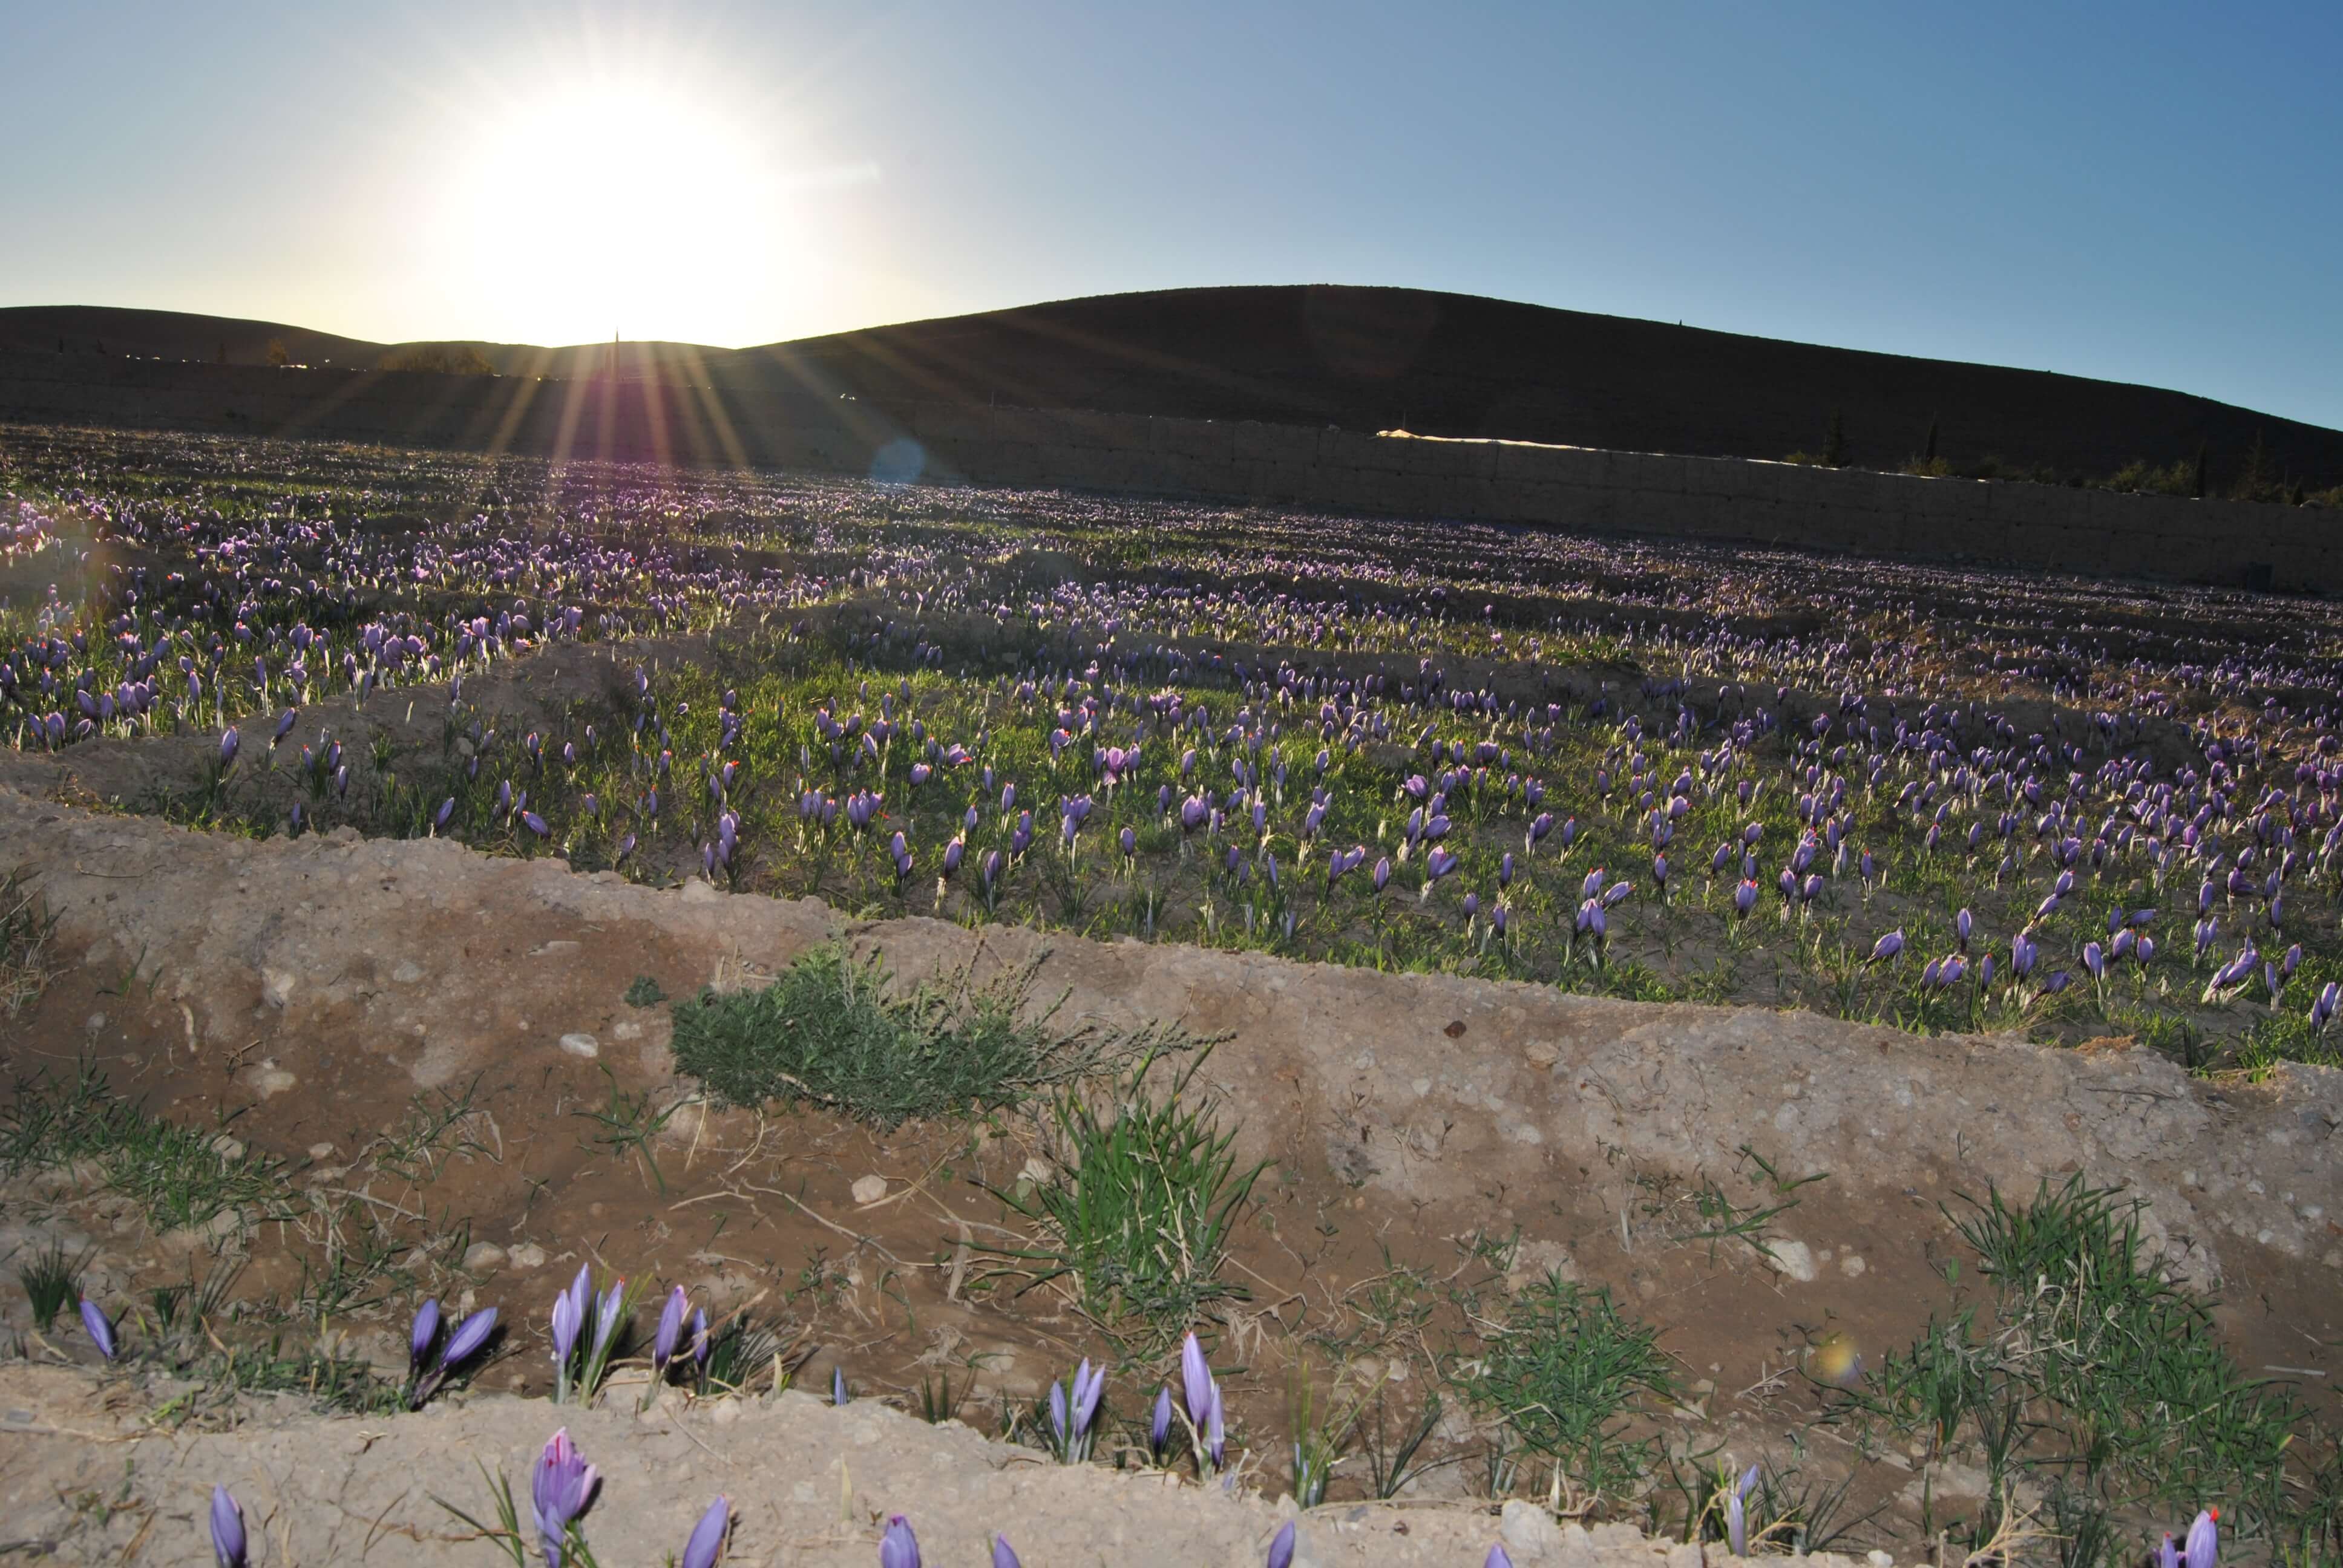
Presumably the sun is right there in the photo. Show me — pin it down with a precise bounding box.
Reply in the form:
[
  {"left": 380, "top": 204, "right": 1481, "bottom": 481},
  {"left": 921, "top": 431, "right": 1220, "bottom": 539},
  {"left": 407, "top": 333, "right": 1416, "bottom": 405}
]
[{"left": 430, "top": 71, "right": 798, "bottom": 347}]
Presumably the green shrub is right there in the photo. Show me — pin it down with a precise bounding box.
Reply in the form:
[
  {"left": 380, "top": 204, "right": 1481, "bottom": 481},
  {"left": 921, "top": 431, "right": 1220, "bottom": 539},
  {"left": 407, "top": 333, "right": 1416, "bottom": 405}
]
[
  {"left": 1457, "top": 1272, "right": 1674, "bottom": 1508},
  {"left": 670, "top": 944, "right": 1188, "bottom": 1128},
  {"left": 986, "top": 1048, "right": 1262, "bottom": 1336}
]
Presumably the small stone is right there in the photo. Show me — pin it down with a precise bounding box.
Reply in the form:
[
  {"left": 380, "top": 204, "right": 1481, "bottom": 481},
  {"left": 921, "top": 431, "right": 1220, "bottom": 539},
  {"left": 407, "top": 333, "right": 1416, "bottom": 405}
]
[
  {"left": 392, "top": 961, "right": 424, "bottom": 984},
  {"left": 261, "top": 969, "right": 297, "bottom": 1007},
  {"left": 559, "top": 1033, "right": 600, "bottom": 1059},
  {"left": 1019, "top": 1156, "right": 1054, "bottom": 1186},
  {"left": 613, "top": 1021, "right": 644, "bottom": 1040},
  {"left": 209, "top": 1135, "right": 247, "bottom": 1161},
  {"left": 307, "top": 1143, "right": 336, "bottom": 1159},
  {"left": 1524, "top": 1042, "right": 1559, "bottom": 1068},
  {"left": 253, "top": 1067, "right": 298, "bottom": 1097},
  {"left": 1840, "top": 1252, "right": 1868, "bottom": 1278},
  {"left": 463, "top": 1242, "right": 509, "bottom": 1272},
  {"left": 506, "top": 1241, "right": 548, "bottom": 1270},
  {"left": 1869, "top": 1553, "right": 1895, "bottom": 1568},
  {"left": 86, "top": 1011, "right": 106, "bottom": 1034},
  {"left": 1771, "top": 1240, "right": 1818, "bottom": 1282},
  {"left": 1500, "top": 1498, "right": 1561, "bottom": 1563},
  {"left": 851, "top": 1175, "right": 890, "bottom": 1204}
]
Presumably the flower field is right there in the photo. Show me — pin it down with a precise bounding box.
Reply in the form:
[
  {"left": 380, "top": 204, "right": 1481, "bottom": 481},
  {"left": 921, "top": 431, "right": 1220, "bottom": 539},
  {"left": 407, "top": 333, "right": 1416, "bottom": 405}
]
[
  {"left": 1, "top": 422, "right": 2338, "bottom": 1567},
  {"left": 8, "top": 423, "right": 2343, "bottom": 1071}
]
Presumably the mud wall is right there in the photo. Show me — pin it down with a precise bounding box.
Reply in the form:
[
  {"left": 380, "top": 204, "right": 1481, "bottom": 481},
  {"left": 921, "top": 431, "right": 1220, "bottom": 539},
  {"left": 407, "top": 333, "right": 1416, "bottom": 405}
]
[{"left": 1, "top": 349, "right": 2331, "bottom": 593}]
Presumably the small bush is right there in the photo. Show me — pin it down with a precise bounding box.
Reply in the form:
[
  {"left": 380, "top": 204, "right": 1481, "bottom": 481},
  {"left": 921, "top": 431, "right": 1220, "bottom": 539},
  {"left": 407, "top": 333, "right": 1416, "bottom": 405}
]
[
  {"left": 1457, "top": 1272, "right": 1674, "bottom": 1508},
  {"left": 986, "top": 1048, "right": 1262, "bottom": 1335},
  {"left": 670, "top": 944, "right": 1190, "bottom": 1128},
  {"left": 378, "top": 344, "right": 496, "bottom": 376}
]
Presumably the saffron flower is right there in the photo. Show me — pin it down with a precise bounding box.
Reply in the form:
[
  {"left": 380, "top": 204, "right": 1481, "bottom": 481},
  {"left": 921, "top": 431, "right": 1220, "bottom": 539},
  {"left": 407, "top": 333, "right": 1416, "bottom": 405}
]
[
  {"left": 210, "top": 1485, "right": 246, "bottom": 1568},
  {"left": 2185, "top": 1508, "right": 2220, "bottom": 1568},
  {"left": 879, "top": 1513, "right": 920, "bottom": 1568},
  {"left": 1725, "top": 1462, "right": 1758, "bottom": 1555},
  {"left": 680, "top": 1497, "right": 730, "bottom": 1568},
  {"left": 530, "top": 1428, "right": 599, "bottom": 1568},
  {"left": 79, "top": 1297, "right": 117, "bottom": 1360}
]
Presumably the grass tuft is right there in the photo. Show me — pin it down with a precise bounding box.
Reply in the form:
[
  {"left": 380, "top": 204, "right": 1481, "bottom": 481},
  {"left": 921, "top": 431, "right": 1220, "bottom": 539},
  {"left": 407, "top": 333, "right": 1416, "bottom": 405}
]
[
  {"left": 15, "top": 1236, "right": 90, "bottom": 1331},
  {"left": 1456, "top": 1271, "right": 1675, "bottom": 1510},
  {"left": 984, "top": 1047, "right": 1263, "bottom": 1338},
  {"left": 671, "top": 943, "right": 1193, "bottom": 1128},
  {"left": 1831, "top": 1173, "right": 2312, "bottom": 1541},
  {"left": 1, "top": 1060, "right": 290, "bottom": 1232},
  {"left": 0, "top": 866, "right": 56, "bottom": 1018}
]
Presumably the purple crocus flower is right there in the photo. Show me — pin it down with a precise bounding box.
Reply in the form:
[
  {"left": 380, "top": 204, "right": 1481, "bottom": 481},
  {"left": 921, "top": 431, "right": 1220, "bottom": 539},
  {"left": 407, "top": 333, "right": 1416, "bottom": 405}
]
[
  {"left": 2083, "top": 942, "right": 2106, "bottom": 981},
  {"left": 1725, "top": 1462, "right": 1758, "bottom": 1555},
  {"left": 1267, "top": 1521, "right": 1296, "bottom": 1568},
  {"left": 589, "top": 1278, "right": 626, "bottom": 1365},
  {"left": 1733, "top": 880, "right": 1758, "bottom": 918},
  {"left": 211, "top": 1484, "right": 246, "bottom": 1568},
  {"left": 833, "top": 1365, "right": 850, "bottom": 1406},
  {"left": 550, "top": 1266, "right": 589, "bottom": 1396},
  {"left": 653, "top": 1285, "right": 689, "bottom": 1383},
  {"left": 992, "top": 1535, "right": 1021, "bottom": 1568},
  {"left": 218, "top": 727, "right": 239, "bottom": 769},
  {"left": 1181, "top": 1331, "right": 1214, "bottom": 1429},
  {"left": 2185, "top": 1509, "right": 2219, "bottom": 1568},
  {"left": 439, "top": 1306, "right": 496, "bottom": 1367},
  {"left": 879, "top": 1513, "right": 920, "bottom": 1568},
  {"left": 1866, "top": 930, "right": 1904, "bottom": 965},
  {"left": 410, "top": 1298, "right": 442, "bottom": 1379},
  {"left": 1151, "top": 1385, "right": 1174, "bottom": 1461},
  {"left": 1372, "top": 857, "right": 1391, "bottom": 893},
  {"left": 79, "top": 1297, "right": 116, "bottom": 1360},
  {"left": 2011, "top": 932, "right": 2037, "bottom": 978},
  {"left": 1487, "top": 1547, "right": 1516, "bottom": 1568},
  {"left": 2159, "top": 1535, "right": 2181, "bottom": 1568},
  {"left": 680, "top": 1497, "right": 730, "bottom": 1568},
  {"left": 434, "top": 797, "right": 456, "bottom": 829},
  {"left": 531, "top": 1428, "right": 598, "bottom": 1568}
]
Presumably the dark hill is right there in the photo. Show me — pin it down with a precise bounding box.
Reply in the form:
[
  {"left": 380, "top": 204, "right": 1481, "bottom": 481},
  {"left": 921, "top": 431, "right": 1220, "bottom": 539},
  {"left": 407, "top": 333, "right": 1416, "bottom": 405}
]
[
  {"left": 0, "top": 305, "right": 707, "bottom": 383},
  {"left": 7, "top": 289, "right": 2339, "bottom": 488},
  {"left": 733, "top": 287, "right": 2343, "bottom": 488}
]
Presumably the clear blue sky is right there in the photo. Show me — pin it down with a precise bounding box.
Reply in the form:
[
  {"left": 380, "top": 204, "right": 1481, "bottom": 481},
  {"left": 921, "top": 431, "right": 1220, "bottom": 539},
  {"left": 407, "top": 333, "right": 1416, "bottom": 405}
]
[{"left": 3, "top": 1, "right": 2337, "bottom": 428}]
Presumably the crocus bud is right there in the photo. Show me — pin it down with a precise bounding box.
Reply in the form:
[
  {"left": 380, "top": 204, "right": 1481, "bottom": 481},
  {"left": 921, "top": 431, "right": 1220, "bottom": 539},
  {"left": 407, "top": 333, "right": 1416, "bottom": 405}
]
[
  {"left": 879, "top": 1513, "right": 920, "bottom": 1568},
  {"left": 410, "top": 1298, "right": 442, "bottom": 1378},
  {"left": 2185, "top": 1508, "right": 2219, "bottom": 1568},
  {"left": 680, "top": 1497, "right": 730, "bottom": 1568},
  {"left": 211, "top": 1485, "right": 246, "bottom": 1568},
  {"left": 654, "top": 1285, "right": 689, "bottom": 1379},
  {"left": 79, "top": 1298, "right": 116, "bottom": 1360}
]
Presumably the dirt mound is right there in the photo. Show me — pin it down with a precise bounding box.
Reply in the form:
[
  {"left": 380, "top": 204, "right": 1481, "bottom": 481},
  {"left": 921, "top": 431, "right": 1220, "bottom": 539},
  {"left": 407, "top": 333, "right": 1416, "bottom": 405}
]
[{"left": 5, "top": 1362, "right": 1614, "bottom": 1566}]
